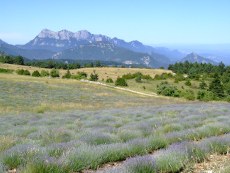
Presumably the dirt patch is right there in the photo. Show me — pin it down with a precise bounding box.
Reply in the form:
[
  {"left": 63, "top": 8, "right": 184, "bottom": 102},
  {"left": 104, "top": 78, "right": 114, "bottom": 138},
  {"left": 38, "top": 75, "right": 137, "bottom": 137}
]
[{"left": 186, "top": 153, "right": 230, "bottom": 173}]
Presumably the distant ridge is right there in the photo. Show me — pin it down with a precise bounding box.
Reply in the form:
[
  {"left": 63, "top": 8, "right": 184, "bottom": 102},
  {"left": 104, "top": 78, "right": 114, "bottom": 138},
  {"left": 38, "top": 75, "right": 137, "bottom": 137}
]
[
  {"left": 0, "top": 29, "right": 186, "bottom": 67},
  {"left": 180, "top": 52, "right": 217, "bottom": 64}
]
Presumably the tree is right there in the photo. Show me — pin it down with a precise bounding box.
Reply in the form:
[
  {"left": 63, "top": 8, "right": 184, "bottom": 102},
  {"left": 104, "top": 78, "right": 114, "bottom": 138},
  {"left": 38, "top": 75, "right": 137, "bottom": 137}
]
[
  {"left": 115, "top": 77, "right": 128, "bottom": 86},
  {"left": 95, "top": 61, "right": 102, "bottom": 67},
  {"left": 209, "top": 74, "right": 225, "bottom": 98},
  {"left": 14, "top": 56, "right": 24, "bottom": 65}
]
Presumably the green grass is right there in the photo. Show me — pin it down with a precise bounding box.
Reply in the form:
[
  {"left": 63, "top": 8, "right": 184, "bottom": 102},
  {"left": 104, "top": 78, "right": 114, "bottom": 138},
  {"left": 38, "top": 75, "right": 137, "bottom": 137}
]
[{"left": 0, "top": 73, "right": 175, "bottom": 114}]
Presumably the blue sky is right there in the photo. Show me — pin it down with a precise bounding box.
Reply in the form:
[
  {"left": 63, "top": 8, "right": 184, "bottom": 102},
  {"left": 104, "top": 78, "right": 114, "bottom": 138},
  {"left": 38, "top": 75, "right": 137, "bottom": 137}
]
[{"left": 1, "top": 0, "right": 230, "bottom": 44}]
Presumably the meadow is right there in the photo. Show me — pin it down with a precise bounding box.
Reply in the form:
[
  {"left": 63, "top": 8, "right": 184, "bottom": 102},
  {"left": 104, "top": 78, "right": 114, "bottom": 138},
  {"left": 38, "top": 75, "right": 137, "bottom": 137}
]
[{"left": 0, "top": 66, "right": 229, "bottom": 173}]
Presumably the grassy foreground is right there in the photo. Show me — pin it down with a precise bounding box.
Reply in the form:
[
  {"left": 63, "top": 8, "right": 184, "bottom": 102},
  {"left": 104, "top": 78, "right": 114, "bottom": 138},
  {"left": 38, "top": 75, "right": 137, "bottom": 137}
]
[{"left": 0, "top": 103, "right": 229, "bottom": 172}]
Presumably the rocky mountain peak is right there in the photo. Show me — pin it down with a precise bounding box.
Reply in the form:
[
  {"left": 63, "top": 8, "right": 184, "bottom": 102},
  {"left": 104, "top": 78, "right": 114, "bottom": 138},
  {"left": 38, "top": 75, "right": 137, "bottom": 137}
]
[
  {"left": 38, "top": 29, "right": 58, "bottom": 39},
  {"left": 74, "top": 30, "right": 92, "bottom": 40}
]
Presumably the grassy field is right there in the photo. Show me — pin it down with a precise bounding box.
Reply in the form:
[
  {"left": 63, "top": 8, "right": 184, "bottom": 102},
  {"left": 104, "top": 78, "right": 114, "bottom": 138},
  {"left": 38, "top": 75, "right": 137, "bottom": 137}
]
[
  {"left": 0, "top": 63, "right": 172, "bottom": 80},
  {"left": 0, "top": 73, "right": 176, "bottom": 114},
  {"left": 0, "top": 64, "right": 229, "bottom": 173}
]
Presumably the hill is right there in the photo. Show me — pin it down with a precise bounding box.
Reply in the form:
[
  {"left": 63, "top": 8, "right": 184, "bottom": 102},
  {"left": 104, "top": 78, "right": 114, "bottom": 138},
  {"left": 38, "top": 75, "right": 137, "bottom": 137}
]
[{"left": 180, "top": 52, "right": 217, "bottom": 64}]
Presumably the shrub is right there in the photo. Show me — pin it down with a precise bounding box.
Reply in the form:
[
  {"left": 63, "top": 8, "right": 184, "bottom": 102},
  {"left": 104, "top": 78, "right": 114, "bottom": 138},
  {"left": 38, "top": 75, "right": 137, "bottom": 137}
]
[
  {"left": 122, "top": 73, "right": 137, "bottom": 80},
  {"left": 122, "top": 72, "right": 153, "bottom": 81},
  {"left": 135, "top": 75, "right": 142, "bottom": 83},
  {"left": 115, "top": 77, "right": 128, "bottom": 86},
  {"left": 187, "top": 146, "right": 207, "bottom": 163},
  {"left": 40, "top": 70, "right": 49, "bottom": 77},
  {"left": 71, "top": 72, "right": 87, "bottom": 80},
  {"left": 62, "top": 70, "right": 71, "bottom": 79},
  {"left": 106, "top": 78, "right": 113, "bottom": 83},
  {"left": 89, "top": 72, "right": 99, "bottom": 81},
  {"left": 199, "top": 80, "right": 207, "bottom": 89},
  {"left": 23, "top": 70, "right": 30, "bottom": 75},
  {"left": 50, "top": 69, "right": 60, "bottom": 78},
  {"left": 157, "top": 82, "right": 180, "bottom": 97},
  {"left": 0, "top": 68, "right": 14, "bottom": 73},
  {"left": 209, "top": 141, "right": 228, "bottom": 154},
  {"left": 22, "top": 162, "right": 67, "bottom": 173},
  {"left": 128, "top": 158, "right": 156, "bottom": 173},
  {"left": 185, "top": 79, "right": 191, "bottom": 86},
  {"left": 16, "top": 69, "right": 30, "bottom": 76},
  {"left": 181, "top": 90, "right": 195, "bottom": 100},
  {"left": 32, "top": 70, "right": 41, "bottom": 77},
  {"left": 154, "top": 73, "right": 172, "bottom": 80},
  {"left": 174, "top": 74, "right": 185, "bottom": 81},
  {"left": 156, "top": 152, "right": 187, "bottom": 173},
  {"left": 197, "top": 90, "right": 216, "bottom": 101},
  {"left": 3, "top": 153, "right": 24, "bottom": 170}
]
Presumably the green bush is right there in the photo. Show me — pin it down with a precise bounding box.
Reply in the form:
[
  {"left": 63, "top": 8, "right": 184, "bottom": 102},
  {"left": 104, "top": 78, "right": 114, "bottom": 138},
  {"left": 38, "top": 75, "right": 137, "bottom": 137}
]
[
  {"left": 40, "top": 70, "right": 50, "bottom": 77},
  {"left": 181, "top": 90, "right": 195, "bottom": 100},
  {"left": 23, "top": 70, "right": 30, "bottom": 76},
  {"left": 89, "top": 73, "right": 99, "bottom": 81},
  {"left": 3, "top": 153, "right": 24, "bottom": 170},
  {"left": 62, "top": 70, "right": 71, "bottom": 79},
  {"left": 128, "top": 161, "right": 155, "bottom": 173},
  {"left": 154, "top": 73, "right": 173, "bottom": 80},
  {"left": 156, "top": 152, "right": 186, "bottom": 173},
  {"left": 32, "top": 70, "right": 41, "bottom": 77},
  {"left": 188, "top": 147, "right": 207, "bottom": 163},
  {"left": 71, "top": 72, "right": 87, "bottom": 80},
  {"left": 197, "top": 90, "right": 216, "bottom": 101},
  {"left": 157, "top": 82, "right": 180, "bottom": 97},
  {"left": 174, "top": 74, "right": 185, "bottom": 82},
  {"left": 115, "top": 77, "right": 128, "bottom": 86},
  {"left": 50, "top": 69, "right": 60, "bottom": 78},
  {"left": 199, "top": 80, "right": 207, "bottom": 89},
  {"left": 16, "top": 69, "right": 30, "bottom": 76},
  {"left": 106, "top": 78, "right": 113, "bottom": 83},
  {"left": 0, "top": 68, "right": 14, "bottom": 73},
  {"left": 185, "top": 79, "right": 192, "bottom": 86},
  {"left": 135, "top": 75, "right": 142, "bottom": 83}
]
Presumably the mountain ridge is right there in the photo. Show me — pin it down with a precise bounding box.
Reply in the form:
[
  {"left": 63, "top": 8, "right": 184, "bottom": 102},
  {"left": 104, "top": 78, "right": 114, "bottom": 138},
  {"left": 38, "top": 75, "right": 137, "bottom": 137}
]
[{"left": 1, "top": 29, "right": 218, "bottom": 67}]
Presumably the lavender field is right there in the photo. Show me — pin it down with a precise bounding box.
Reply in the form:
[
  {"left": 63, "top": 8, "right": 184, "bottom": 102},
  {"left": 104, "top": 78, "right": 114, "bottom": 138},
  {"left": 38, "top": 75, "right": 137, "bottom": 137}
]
[{"left": 0, "top": 103, "right": 229, "bottom": 173}]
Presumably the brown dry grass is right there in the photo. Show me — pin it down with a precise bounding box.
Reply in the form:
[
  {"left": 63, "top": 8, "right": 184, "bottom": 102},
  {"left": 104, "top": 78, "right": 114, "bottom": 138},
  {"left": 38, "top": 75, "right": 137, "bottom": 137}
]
[
  {"left": 0, "top": 63, "right": 172, "bottom": 80},
  {"left": 184, "top": 153, "right": 230, "bottom": 173}
]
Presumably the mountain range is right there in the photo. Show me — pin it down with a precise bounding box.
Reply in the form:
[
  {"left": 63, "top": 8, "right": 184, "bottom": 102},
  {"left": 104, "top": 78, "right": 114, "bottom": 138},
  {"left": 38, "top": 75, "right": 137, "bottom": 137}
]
[{"left": 0, "top": 29, "right": 220, "bottom": 67}]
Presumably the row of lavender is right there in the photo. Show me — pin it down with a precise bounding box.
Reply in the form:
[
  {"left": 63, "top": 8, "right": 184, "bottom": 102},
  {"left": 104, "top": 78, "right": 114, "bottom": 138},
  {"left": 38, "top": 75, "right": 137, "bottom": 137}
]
[
  {"left": 104, "top": 134, "right": 230, "bottom": 173},
  {"left": 0, "top": 103, "right": 229, "bottom": 172}
]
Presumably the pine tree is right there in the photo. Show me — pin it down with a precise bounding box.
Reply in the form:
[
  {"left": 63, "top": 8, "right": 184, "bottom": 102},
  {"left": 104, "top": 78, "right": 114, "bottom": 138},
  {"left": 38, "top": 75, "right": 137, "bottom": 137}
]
[{"left": 209, "top": 74, "right": 225, "bottom": 98}]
